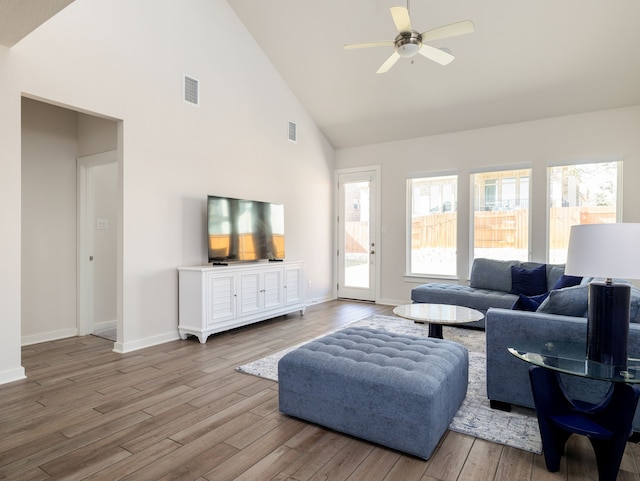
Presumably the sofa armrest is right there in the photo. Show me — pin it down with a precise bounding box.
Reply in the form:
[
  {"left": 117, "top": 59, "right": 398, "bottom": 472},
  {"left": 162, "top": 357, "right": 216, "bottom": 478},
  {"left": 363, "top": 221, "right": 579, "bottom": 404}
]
[
  {"left": 486, "top": 307, "right": 640, "bottom": 432},
  {"left": 485, "top": 307, "right": 588, "bottom": 408}
]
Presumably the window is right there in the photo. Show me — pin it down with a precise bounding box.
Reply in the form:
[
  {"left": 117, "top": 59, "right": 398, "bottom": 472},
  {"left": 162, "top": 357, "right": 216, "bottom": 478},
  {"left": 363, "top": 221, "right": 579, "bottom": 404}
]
[
  {"left": 407, "top": 175, "right": 457, "bottom": 276},
  {"left": 472, "top": 168, "right": 531, "bottom": 262},
  {"left": 548, "top": 160, "right": 621, "bottom": 264}
]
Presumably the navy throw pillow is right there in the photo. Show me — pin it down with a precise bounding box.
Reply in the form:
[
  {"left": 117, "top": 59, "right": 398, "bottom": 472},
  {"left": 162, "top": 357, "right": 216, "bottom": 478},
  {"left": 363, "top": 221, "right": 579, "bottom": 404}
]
[
  {"left": 512, "top": 292, "right": 549, "bottom": 311},
  {"left": 510, "top": 264, "right": 548, "bottom": 296},
  {"left": 552, "top": 274, "right": 583, "bottom": 290}
]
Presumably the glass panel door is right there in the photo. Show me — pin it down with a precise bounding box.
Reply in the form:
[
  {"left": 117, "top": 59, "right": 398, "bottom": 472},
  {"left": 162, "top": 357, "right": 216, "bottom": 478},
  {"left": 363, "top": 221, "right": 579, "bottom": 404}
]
[{"left": 337, "top": 171, "right": 376, "bottom": 301}]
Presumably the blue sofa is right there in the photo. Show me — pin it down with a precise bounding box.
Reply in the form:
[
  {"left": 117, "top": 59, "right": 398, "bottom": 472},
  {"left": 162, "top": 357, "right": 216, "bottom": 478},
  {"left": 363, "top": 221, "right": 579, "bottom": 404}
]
[
  {"left": 486, "top": 284, "right": 640, "bottom": 432},
  {"left": 411, "top": 258, "right": 569, "bottom": 329},
  {"left": 411, "top": 256, "right": 640, "bottom": 432}
]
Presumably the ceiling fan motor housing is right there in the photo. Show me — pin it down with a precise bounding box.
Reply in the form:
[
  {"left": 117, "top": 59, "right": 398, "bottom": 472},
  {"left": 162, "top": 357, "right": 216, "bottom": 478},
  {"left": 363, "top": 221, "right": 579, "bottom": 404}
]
[{"left": 395, "top": 31, "right": 421, "bottom": 57}]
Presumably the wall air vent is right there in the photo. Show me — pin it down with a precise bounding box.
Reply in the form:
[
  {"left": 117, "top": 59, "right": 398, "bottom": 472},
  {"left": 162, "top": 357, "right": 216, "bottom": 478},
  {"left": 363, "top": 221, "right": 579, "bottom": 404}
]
[
  {"left": 183, "top": 75, "right": 199, "bottom": 106},
  {"left": 288, "top": 121, "right": 297, "bottom": 143}
]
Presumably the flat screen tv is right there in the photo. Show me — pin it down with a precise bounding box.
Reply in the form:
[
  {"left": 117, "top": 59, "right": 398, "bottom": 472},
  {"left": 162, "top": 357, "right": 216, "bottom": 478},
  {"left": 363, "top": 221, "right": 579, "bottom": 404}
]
[{"left": 207, "top": 195, "right": 285, "bottom": 264}]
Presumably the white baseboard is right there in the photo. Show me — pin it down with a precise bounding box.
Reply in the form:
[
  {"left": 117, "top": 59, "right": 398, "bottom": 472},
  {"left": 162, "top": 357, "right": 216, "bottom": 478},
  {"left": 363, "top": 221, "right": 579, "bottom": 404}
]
[
  {"left": 112, "top": 331, "right": 181, "bottom": 354},
  {"left": 21, "top": 328, "right": 78, "bottom": 346},
  {"left": 378, "top": 298, "right": 409, "bottom": 306},
  {"left": 0, "top": 367, "right": 26, "bottom": 386},
  {"left": 94, "top": 320, "right": 116, "bottom": 332},
  {"left": 19, "top": 296, "right": 400, "bottom": 354},
  {"left": 305, "top": 295, "right": 334, "bottom": 306}
]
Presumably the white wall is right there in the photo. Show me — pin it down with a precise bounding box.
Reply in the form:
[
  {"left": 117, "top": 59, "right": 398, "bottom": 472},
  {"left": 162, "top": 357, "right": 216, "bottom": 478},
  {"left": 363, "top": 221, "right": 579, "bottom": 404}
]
[
  {"left": 0, "top": 0, "right": 335, "bottom": 381},
  {"left": 0, "top": 45, "right": 25, "bottom": 384},
  {"left": 21, "top": 99, "right": 79, "bottom": 343},
  {"left": 78, "top": 113, "right": 117, "bottom": 157},
  {"left": 21, "top": 100, "right": 119, "bottom": 345},
  {"left": 336, "top": 106, "right": 640, "bottom": 305}
]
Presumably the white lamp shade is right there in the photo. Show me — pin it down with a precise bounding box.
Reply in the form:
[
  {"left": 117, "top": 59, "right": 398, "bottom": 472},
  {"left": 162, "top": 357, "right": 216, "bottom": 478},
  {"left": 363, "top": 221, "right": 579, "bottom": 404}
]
[{"left": 565, "top": 223, "right": 640, "bottom": 280}]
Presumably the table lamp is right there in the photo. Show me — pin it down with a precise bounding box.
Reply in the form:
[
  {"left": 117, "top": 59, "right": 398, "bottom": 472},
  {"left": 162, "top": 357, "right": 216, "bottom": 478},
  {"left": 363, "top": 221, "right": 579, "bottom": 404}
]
[{"left": 564, "top": 223, "right": 640, "bottom": 366}]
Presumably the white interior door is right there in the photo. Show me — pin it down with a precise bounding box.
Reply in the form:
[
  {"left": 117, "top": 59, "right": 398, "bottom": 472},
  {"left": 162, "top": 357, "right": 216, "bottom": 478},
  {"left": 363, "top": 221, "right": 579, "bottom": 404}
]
[
  {"left": 337, "top": 168, "right": 379, "bottom": 301},
  {"left": 78, "top": 151, "right": 118, "bottom": 337}
]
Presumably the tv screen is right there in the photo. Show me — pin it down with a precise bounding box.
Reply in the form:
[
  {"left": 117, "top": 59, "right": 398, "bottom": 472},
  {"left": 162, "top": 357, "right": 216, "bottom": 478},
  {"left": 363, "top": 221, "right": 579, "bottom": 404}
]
[{"left": 207, "top": 195, "right": 285, "bottom": 263}]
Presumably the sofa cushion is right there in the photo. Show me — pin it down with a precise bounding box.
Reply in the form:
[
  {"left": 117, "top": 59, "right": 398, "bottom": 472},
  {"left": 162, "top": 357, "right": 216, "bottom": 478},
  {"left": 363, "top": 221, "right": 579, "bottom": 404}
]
[
  {"left": 546, "top": 265, "right": 567, "bottom": 291},
  {"left": 510, "top": 264, "right": 548, "bottom": 296},
  {"left": 411, "top": 283, "right": 517, "bottom": 314},
  {"left": 537, "top": 285, "right": 588, "bottom": 317},
  {"left": 470, "top": 258, "right": 519, "bottom": 292},
  {"left": 512, "top": 292, "right": 549, "bottom": 311},
  {"left": 552, "top": 274, "right": 583, "bottom": 290},
  {"left": 534, "top": 283, "right": 640, "bottom": 321}
]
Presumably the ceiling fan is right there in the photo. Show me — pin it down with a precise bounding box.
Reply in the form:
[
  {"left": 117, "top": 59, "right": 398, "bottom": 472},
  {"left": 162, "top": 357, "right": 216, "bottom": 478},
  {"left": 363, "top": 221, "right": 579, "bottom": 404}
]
[{"left": 344, "top": 5, "right": 475, "bottom": 73}]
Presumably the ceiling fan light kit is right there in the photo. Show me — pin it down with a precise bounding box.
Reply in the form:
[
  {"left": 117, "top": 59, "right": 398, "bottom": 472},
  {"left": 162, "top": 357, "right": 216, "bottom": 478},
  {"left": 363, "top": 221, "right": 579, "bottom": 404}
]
[
  {"left": 345, "top": 6, "right": 474, "bottom": 73},
  {"left": 396, "top": 33, "right": 421, "bottom": 58}
]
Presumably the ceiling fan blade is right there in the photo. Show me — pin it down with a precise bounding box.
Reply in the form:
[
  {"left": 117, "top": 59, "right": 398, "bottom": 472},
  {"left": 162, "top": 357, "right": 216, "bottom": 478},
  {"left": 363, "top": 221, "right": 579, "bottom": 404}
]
[
  {"left": 390, "top": 6, "right": 411, "bottom": 33},
  {"left": 421, "top": 20, "right": 475, "bottom": 42},
  {"left": 376, "top": 51, "right": 401, "bottom": 74},
  {"left": 344, "top": 41, "right": 394, "bottom": 50},
  {"left": 418, "top": 44, "right": 455, "bottom": 65}
]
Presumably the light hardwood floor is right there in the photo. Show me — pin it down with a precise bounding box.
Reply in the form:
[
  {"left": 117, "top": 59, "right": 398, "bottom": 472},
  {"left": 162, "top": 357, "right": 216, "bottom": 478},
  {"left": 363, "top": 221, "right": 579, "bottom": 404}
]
[{"left": 2, "top": 300, "right": 639, "bottom": 480}]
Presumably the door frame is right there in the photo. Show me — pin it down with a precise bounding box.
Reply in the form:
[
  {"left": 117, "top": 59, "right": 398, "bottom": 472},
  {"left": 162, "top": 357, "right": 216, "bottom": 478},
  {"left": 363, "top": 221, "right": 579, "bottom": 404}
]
[
  {"left": 77, "top": 150, "right": 117, "bottom": 336},
  {"left": 334, "top": 166, "right": 381, "bottom": 302}
]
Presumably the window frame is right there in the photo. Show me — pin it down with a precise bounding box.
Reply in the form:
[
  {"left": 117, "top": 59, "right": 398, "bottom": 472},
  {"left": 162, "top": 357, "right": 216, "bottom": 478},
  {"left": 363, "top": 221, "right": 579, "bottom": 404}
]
[
  {"left": 405, "top": 172, "right": 459, "bottom": 279},
  {"left": 546, "top": 156, "right": 623, "bottom": 264},
  {"left": 469, "top": 166, "right": 533, "bottom": 264}
]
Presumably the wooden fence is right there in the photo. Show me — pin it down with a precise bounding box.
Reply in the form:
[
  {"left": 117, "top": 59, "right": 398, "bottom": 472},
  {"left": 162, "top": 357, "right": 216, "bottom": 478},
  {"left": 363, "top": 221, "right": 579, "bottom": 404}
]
[
  {"left": 408, "top": 207, "right": 616, "bottom": 251},
  {"left": 344, "top": 208, "right": 616, "bottom": 253},
  {"left": 474, "top": 210, "right": 528, "bottom": 249},
  {"left": 345, "top": 222, "right": 369, "bottom": 253},
  {"left": 548, "top": 206, "right": 616, "bottom": 250},
  {"left": 411, "top": 213, "right": 457, "bottom": 249}
]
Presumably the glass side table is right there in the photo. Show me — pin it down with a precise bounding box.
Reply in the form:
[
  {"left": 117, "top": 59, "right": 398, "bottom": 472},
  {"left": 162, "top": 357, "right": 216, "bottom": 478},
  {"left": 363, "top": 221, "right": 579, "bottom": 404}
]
[{"left": 509, "top": 342, "right": 640, "bottom": 481}]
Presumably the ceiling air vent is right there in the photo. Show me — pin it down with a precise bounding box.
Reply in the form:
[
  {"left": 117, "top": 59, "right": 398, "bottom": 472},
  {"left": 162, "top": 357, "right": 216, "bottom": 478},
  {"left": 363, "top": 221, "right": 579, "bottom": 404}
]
[
  {"left": 184, "top": 75, "right": 199, "bottom": 106},
  {"left": 288, "top": 121, "right": 297, "bottom": 143}
]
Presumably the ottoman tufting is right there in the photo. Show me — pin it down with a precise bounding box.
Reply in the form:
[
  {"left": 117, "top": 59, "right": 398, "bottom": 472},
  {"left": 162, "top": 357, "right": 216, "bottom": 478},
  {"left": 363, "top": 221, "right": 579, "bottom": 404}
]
[{"left": 278, "top": 327, "right": 468, "bottom": 460}]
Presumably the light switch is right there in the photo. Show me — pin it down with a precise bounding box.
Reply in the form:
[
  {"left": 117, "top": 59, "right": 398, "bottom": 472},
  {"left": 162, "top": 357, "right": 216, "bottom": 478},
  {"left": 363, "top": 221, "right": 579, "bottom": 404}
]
[{"left": 96, "top": 219, "right": 109, "bottom": 230}]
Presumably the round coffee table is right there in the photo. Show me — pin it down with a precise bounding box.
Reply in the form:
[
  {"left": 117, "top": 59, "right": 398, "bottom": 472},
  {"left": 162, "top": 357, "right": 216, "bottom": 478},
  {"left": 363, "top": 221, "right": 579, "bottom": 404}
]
[{"left": 392, "top": 303, "right": 484, "bottom": 339}]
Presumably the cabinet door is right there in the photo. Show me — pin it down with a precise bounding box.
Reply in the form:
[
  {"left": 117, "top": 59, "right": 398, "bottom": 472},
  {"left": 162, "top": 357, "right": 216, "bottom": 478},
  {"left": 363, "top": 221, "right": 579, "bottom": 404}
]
[
  {"left": 263, "top": 268, "right": 284, "bottom": 310},
  {"left": 284, "top": 264, "right": 304, "bottom": 305},
  {"left": 238, "top": 270, "right": 262, "bottom": 316},
  {"left": 206, "top": 272, "right": 236, "bottom": 326}
]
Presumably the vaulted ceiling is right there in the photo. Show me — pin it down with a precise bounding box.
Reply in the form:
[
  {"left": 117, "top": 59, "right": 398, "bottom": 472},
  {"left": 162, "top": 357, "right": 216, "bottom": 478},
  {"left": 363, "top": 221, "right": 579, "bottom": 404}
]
[
  {"left": 227, "top": 0, "right": 640, "bottom": 148},
  {"left": 0, "top": 0, "right": 75, "bottom": 47},
  {"left": 4, "top": 1, "right": 640, "bottom": 149}
]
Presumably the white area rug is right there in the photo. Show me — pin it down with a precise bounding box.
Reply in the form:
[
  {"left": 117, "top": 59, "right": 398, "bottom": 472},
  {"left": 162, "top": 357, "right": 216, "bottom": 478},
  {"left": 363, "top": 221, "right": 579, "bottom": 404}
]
[{"left": 237, "top": 314, "right": 542, "bottom": 454}]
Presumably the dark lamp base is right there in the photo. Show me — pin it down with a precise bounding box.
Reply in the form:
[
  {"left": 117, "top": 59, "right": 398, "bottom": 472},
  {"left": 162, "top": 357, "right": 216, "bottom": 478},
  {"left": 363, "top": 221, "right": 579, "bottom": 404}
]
[{"left": 587, "top": 282, "right": 631, "bottom": 366}]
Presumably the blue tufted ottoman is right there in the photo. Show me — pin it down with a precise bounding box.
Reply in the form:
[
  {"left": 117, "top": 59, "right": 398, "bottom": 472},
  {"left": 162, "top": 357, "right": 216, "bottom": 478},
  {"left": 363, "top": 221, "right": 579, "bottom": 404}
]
[{"left": 278, "top": 327, "right": 468, "bottom": 459}]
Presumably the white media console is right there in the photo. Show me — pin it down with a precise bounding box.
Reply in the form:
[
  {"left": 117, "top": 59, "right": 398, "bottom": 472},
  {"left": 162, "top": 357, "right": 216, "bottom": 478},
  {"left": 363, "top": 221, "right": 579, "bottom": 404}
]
[{"left": 178, "top": 261, "right": 305, "bottom": 343}]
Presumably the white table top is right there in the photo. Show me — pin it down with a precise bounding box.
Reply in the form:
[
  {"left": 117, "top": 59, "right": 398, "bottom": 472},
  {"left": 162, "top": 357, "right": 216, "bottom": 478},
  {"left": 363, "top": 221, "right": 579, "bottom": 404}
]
[{"left": 393, "top": 303, "right": 484, "bottom": 326}]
